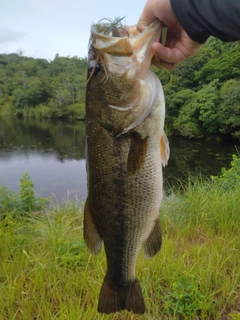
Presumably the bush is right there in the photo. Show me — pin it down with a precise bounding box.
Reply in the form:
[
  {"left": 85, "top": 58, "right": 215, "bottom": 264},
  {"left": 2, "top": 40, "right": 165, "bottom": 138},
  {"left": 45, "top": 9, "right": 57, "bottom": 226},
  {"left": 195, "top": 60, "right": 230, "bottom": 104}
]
[
  {"left": 0, "top": 173, "right": 48, "bottom": 219},
  {"left": 0, "top": 186, "right": 19, "bottom": 215},
  {"left": 211, "top": 153, "right": 240, "bottom": 190}
]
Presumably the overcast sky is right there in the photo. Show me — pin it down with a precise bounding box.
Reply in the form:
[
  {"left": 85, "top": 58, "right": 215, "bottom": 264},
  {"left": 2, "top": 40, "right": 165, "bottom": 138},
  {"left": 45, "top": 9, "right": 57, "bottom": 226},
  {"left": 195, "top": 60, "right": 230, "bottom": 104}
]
[{"left": 0, "top": 0, "right": 147, "bottom": 61}]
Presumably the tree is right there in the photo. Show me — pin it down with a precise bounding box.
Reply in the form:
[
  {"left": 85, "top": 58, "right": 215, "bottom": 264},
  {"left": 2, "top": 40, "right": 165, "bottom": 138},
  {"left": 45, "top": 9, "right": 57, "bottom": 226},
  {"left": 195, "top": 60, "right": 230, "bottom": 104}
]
[
  {"left": 217, "top": 80, "right": 240, "bottom": 138},
  {"left": 194, "top": 45, "right": 240, "bottom": 84},
  {"left": 0, "top": 38, "right": 239, "bottom": 138}
]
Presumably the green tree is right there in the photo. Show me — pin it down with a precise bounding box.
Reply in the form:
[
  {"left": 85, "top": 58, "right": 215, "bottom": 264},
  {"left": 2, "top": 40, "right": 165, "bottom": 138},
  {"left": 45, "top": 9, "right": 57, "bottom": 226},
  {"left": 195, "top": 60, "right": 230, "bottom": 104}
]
[
  {"left": 195, "top": 45, "right": 240, "bottom": 84},
  {"left": 217, "top": 79, "right": 240, "bottom": 138},
  {"left": 198, "top": 79, "right": 220, "bottom": 133},
  {"left": 0, "top": 38, "right": 239, "bottom": 137}
]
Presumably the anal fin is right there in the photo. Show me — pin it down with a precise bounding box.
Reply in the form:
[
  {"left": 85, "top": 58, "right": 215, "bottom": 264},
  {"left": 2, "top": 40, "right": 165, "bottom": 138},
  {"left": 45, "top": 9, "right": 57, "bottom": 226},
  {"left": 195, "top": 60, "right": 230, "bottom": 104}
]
[
  {"left": 98, "top": 277, "right": 145, "bottom": 314},
  {"left": 83, "top": 197, "right": 102, "bottom": 255},
  {"left": 127, "top": 133, "right": 148, "bottom": 175},
  {"left": 142, "top": 218, "right": 162, "bottom": 259}
]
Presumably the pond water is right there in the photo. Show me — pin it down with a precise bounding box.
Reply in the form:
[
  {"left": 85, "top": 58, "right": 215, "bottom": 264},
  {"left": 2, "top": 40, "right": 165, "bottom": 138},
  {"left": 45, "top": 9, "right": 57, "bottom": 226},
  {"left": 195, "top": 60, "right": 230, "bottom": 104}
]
[{"left": 0, "top": 117, "right": 239, "bottom": 201}]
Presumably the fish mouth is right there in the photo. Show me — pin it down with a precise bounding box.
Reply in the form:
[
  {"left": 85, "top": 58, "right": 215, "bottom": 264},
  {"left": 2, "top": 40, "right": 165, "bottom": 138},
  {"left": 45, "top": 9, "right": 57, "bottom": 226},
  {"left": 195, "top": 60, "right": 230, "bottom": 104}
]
[
  {"left": 127, "top": 19, "right": 162, "bottom": 64},
  {"left": 90, "top": 19, "right": 162, "bottom": 63}
]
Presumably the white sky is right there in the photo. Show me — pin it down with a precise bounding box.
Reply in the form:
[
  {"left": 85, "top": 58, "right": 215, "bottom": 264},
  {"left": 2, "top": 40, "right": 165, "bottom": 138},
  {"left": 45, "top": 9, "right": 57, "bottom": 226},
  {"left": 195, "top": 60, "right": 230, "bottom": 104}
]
[{"left": 0, "top": 0, "right": 147, "bottom": 61}]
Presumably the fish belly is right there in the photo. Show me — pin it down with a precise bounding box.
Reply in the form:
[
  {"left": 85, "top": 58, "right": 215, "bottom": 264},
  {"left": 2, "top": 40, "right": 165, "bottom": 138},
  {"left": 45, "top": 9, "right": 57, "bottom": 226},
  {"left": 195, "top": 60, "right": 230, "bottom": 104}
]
[{"left": 85, "top": 112, "right": 163, "bottom": 313}]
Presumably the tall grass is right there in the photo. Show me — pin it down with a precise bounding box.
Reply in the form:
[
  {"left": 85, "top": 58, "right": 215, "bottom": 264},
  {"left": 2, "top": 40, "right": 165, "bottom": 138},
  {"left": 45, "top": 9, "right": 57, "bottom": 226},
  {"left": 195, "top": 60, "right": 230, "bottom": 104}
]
[{"left": 0, "top": 161, "right": 240, "bottom": 319}]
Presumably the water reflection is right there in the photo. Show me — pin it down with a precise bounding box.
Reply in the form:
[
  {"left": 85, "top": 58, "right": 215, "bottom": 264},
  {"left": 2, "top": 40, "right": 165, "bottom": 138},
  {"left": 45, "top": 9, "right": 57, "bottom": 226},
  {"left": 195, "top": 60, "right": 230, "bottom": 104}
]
[
  {"left": 164, "top": 137, "right": 239, "bottom": 189},
  {"left": 0, "top": 117, "right": 239, "bottom": 200},
  {"left": 0, "top": 117, "right": 86, "bottom": 200},
  {"left": 0, "top": 117, "right": 85, "bottom": 160}
]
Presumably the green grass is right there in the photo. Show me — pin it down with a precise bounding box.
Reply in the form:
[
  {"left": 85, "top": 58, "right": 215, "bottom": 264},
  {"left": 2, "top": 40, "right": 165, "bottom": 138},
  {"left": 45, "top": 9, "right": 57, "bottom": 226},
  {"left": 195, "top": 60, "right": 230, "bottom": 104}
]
[{"left": 0, "top": 168, "right": 240, "bottom": 319}]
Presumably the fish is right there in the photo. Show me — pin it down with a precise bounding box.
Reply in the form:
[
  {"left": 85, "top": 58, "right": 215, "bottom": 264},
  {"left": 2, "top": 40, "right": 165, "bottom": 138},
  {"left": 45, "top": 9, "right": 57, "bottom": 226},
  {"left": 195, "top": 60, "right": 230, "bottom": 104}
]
[{"left": 84, "top": 18, "right": 169, "bottom": 314}]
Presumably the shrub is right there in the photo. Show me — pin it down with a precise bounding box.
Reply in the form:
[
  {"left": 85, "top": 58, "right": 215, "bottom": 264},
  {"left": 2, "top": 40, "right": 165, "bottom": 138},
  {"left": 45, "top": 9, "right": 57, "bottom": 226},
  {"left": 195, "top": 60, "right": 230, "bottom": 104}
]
[
  {"left": 0, "top": 173, "right": 48, "bottom": 219},
  {"left": 211, "top": 153, "right": 240, "bottom": 190}
]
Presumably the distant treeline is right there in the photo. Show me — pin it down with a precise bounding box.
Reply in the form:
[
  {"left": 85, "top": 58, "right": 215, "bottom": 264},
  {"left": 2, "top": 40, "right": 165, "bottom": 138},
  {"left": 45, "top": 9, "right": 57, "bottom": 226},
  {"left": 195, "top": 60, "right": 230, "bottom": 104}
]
[
  {"left": 0, "top": 37, "right": 240, "bottom": 139},
  {"left": 0, "top": 53, "right": 87, "bottom": 120}
]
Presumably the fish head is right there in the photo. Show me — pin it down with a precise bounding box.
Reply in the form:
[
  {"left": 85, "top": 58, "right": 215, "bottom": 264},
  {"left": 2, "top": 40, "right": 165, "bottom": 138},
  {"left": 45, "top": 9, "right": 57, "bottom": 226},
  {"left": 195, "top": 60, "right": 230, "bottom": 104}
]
[
  {"left": 86, "top": 18, "right": 163, "bottom": 136},
  {"left": 87, "top": 18, "right": 162, "bottom": 82}
]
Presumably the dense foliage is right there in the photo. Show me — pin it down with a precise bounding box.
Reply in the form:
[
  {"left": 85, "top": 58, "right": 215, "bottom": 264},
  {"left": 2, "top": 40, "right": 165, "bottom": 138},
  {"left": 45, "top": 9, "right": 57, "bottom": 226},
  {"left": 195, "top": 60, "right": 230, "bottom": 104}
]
[
  {"left": 155, "top": 38, "right": 240, "bottom": 139},
  {"left": 0, "top": 53, "right": 86, "bottom": 120},
  {"left": 0, "top": 37, "right": 239, "bottom": 138}
]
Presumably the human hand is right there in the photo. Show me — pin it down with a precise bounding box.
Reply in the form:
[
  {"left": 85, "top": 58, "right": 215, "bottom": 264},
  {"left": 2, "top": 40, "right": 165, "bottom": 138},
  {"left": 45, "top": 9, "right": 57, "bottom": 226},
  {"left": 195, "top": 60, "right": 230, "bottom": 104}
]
[{"left": 137, "top": 0, "right": 202, "bottom": 70}]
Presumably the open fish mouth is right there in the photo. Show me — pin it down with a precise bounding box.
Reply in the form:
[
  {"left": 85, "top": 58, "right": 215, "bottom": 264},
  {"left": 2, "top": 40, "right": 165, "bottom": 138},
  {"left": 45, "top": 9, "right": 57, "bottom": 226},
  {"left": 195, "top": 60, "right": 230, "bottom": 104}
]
[
  {"left": 90, "top": 17, "right": 133, "bottom": 57},
  {"left": 91, "top": 18, "right": 161, "bottom": 56},
  {"left": 90, "top": 17, "right": 162, "bottom": 58},
  {"left": 87, "top": 18, "right": 162, "bottom": 86}
]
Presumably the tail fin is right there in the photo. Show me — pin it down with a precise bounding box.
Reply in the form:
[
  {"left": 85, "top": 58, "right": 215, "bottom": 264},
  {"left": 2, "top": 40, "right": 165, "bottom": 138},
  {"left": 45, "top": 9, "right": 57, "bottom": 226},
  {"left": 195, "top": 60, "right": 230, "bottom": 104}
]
[{"left": 97, "top": 277, "right": 145, "bottom": 314}]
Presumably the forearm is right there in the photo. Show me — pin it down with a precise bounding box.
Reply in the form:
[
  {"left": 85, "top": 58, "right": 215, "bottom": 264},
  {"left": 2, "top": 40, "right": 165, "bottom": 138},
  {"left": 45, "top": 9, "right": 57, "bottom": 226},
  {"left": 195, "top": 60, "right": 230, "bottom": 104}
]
[{"left": 170, "top": 0, "right": 240, "bottom": 43}]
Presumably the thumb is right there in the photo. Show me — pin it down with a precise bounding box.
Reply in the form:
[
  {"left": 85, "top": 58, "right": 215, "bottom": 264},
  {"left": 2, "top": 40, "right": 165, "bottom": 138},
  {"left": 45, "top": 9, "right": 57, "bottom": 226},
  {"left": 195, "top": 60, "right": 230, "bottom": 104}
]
[
  {"left": 137, "top": 18, "right": 152, "bottom": 32},
  {"left": 137, "top": 2, "right": 155, "bottom": 32}
]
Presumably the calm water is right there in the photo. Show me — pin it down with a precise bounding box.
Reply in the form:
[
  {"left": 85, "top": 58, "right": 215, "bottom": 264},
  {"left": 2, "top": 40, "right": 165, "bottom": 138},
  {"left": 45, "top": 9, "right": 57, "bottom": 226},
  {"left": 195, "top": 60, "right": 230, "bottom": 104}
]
[{"left": 0, "top": 117, "right": 239, "bottom": 200}]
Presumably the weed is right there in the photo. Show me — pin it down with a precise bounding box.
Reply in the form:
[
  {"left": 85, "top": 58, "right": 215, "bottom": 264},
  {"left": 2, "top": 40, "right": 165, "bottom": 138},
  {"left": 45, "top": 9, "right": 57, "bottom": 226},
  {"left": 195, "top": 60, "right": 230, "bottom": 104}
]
[
  {"left": 56, "top": 239, "right": 88, "bottom": 268},
  {"left": 0, "top": 172, "right": 48, "bottom": 219},
  {"left": 230, "top": 312, "right": 240, "bottom": 320},
  {"left": 212, "top": 153, "right": 240, "bottom": 190},
  {"left": 164, "top": 272, "right": 205, "bottom": 318},
  {"left": 0, "top": 185, "right": 19, "bottom": 214}
]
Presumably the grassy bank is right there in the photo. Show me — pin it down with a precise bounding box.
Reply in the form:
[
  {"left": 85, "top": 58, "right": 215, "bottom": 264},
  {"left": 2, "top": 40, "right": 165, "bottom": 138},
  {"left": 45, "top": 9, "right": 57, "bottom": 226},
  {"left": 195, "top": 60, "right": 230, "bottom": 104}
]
[{"left": 0, "top": 162, "right": 240, "bottom": 319}]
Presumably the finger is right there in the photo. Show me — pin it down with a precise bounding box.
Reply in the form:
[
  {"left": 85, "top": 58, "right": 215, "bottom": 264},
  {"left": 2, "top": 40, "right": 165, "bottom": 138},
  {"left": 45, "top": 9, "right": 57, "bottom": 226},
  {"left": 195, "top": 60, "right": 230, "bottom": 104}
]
[
  {"left": 158, "top": 61, "right": 179, "bottom": 71},
  {"left": 137, "top": 1, "right": 156, "bottom": 32},
  {"left": 152, "top": 42, "right": 187, "bottom": 64},
  {"left": 152, "top": 57, "right": 179, "bottom": 71}
]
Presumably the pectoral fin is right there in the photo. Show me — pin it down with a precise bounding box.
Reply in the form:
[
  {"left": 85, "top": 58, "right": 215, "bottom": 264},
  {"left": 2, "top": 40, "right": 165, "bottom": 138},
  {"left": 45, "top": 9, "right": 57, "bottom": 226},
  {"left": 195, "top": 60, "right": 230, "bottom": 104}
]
[
  {"left": 142, "top": 218, "right": 162, "bottom": 259},
  {"left": 160, "top": 131, "right": 170, "bottom": 167},
  {"left": 84, "top": 198, "right": 102, "bottom": 255},
  {"left": 127, "top": 133, "right": 148, "bottom": 175}
]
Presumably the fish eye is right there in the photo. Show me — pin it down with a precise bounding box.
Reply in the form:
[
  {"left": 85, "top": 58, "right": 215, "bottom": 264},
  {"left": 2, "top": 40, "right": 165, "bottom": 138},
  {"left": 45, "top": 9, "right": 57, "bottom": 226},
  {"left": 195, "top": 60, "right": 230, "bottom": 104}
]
[{"left": 88, "top": 60, "right": 101, "bottom": 76}]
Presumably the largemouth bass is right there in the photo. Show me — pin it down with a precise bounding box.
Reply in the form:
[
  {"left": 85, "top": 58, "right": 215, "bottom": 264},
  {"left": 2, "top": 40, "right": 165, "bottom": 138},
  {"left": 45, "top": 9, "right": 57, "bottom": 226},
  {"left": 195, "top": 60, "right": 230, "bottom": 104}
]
[{"left": 84, "top": 18, "right": 169, "bottom": 314}]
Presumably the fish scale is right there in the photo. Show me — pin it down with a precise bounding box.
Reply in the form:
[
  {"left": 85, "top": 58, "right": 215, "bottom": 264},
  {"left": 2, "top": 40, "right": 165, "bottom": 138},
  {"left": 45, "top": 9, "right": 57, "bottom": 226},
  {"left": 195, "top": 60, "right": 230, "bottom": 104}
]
[{"left": 84, "top": 19, "right": 170, "bottom": 314}]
